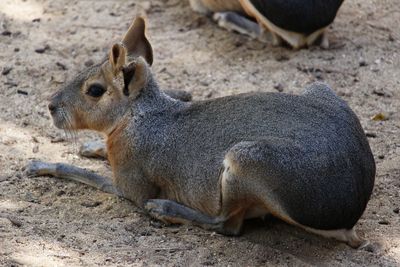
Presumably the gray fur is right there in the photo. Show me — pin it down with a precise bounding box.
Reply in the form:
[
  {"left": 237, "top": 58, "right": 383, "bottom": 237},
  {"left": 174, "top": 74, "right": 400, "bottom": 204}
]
[
  {"left": 117, "top": 78, "right": 374, "bottom": 230},
  {"left": 26, "top": 18, "right": 375, "bottom": 244},
  {"left": 28, "top": 65, "right": 375, "bottom": 245}
]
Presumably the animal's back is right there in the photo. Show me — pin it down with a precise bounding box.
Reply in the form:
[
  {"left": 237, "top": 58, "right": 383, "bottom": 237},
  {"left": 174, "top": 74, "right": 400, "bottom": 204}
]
[{"left": 137, "top": 84, "right": 375, "bottom": 225}]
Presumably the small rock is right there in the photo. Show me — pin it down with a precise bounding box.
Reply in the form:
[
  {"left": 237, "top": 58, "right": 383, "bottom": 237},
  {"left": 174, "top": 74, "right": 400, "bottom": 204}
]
[
  {"left": 17, "top": 89, "right": 28, "bottom": 95},
  {"left": 7, "top": 217, "right": 22, "bottom": 227},
  {"left": 14, "top": 47, "right": 20, "bottom": 52},
  {"left": 234, "top": 41, "right": 243, "bottom": 48},
  {"left": 2, "top": 67, "right": 12, "bottom": 75},
  {"left": 81, "top": 201, "right": 102, "bottom": 207},
  {"left": 57, "top": 234, "right": 66, "bottom": 241},
  {"left": 56, "top": 190, "right": 66, "bottom": 196},
  {"left": 50, "top": 136, "right": 65, "bottom": 143},
  {"left": 372, "top": 88, "right": 392, "bottom": 97},
  {"left": 359, "top": 59, "right": 368, "bottom": 67},
  {"left": 200, "top": 80, "right": 209, "bottom": 87},
  {"left": 273, "top": 83, "right": 284, "bottom": 92},
  {"left": 32, "top": 18, "right": 41, "bottom": 22},
  {"left": 32, "top": 145, "right": 39, "bottom": 153},
  {"left": 5, "top": 80, "right": 18, "bottom": 87},
  {"left": 2, "top": 30, "right": 12, "bottom": 36},
  {"left": 365, "top": 132, "right": 377, "bottom": 138},
  {"left": 393, "top": 208, "right": 399, "bottom": 214},
  {"left": 378, "top": 219, "right": 389, "bottom": 225},
  {"left": 205, "top": 91, "right": 213, "bottom": 98},
  {"left": 378, "top": 155, "right": 385, "bottom": 159},
  {"left": 84, "top": 59, "right": 94, "bottom": 67},
  {"left": 56, "top": 62, "right": 67, "bottom": 70},
  {"left": 35, "top": 44, "right": 50, "bottom": 54}
]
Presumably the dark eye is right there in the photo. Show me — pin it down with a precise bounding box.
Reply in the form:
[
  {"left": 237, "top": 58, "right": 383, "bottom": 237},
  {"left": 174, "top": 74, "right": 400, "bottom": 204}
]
[{"left": 86, "top": 84, "right": 106, "bottom": 97}]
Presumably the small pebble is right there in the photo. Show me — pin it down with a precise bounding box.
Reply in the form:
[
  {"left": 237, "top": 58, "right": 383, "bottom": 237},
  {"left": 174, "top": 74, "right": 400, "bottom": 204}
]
[
  {"left": 35, "top": 45, "right": 50, "bottom": 54},
  {"left": 200, "top": 81, "right": 209, "bottom": 87},
  {"left": 393, "top": 208, "right": 399, "bottom": 214},
  {"left": 378, "top": 219, "right": 389, "bottom": 225},
  {"left": 2, "top": 30, "right": 12, "bottom": 36},
  {"left": 56, "top": 190, "right": 66, "bottom": 196},
  {"left": 17, "top": 89, "right": 28, "bottom": 95},
  {"left": 378, "top": 155, "right": 385, "bottom": 159},
  {"left": 50, "top": 137, "right": 66, "bottom": 143},
  {"left": 84, "top": 59, "right": 94, "bottom": 67},
  {"left": 5, "top": 81, "right": 18, "bottom": 87},
  {"left": 81, "top": 201, "right": 102, "bottom": 207},
  {"left": 109, "top": 12, "right": 119, "bottom": 17},
  {"left": 56, "top": 62, "right": 67, "bottom": 70},
  {"left": 7, "top": 217, "right": 22, "bottom": 227},
  {"left": 365, "top": 132, "right": 377, "bottom": 138},
  {"left": 273, "top": 83, "right": 284, "bottom": 92},
  {"left": 372, "top": 88, "right": 392, "bottom": 97},
  {"left": 359, "top": 59, "right": 368, "bottom": 67},
  {"left": 2, "top": 67, "right": 12, "bottom": 75}
]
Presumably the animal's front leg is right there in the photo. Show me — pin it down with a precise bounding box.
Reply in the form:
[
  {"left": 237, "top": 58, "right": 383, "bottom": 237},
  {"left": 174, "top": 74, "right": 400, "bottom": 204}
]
[{"left": 25, "top": 161, "right": 120, "bottom": 195}]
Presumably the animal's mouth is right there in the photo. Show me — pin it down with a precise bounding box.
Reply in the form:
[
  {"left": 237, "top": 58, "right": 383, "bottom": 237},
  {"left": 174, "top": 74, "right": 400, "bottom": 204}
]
[{"left": 48, "top": 105, "right": 74, "bottom": 130}]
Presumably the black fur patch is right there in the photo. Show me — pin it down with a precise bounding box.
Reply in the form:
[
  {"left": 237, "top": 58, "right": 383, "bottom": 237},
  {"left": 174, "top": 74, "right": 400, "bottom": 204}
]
[
  {"left": 122, "top": 65, "right": 136, "bottom": 96},
  {"left": 248, "top": 0, "right": 344, "bottom": 34}
]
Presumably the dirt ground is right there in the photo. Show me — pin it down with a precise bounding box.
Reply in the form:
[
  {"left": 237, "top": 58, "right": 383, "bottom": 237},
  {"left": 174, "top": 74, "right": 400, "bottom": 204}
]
[{"left": 0, "top": 0, "right": 399, "bottom": 266}]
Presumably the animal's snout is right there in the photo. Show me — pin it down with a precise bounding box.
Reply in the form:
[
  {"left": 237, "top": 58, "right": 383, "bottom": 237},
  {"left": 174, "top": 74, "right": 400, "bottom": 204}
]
[{"left": 48, "top": 103, "right": 57, "bottom": 114}]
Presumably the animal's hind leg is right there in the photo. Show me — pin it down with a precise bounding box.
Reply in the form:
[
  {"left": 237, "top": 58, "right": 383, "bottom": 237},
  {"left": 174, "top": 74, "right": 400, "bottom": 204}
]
[
  {"left": 25, "top": 161, "right": 120, "bottom": 195},
  {"left": 145, "top": 142, "right": 279, "bottom": 236},
  {"left": 213, "top": 11, "right": 270, "bottom": 42}
]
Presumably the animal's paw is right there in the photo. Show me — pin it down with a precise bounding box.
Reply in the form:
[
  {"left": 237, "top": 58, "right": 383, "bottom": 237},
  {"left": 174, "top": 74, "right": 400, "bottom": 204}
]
[
  {"left": 79, "top": 141, "right": 107, "bottom": 159},
  {"left": 24, "top": 161, "right": 56, "bottom": 177},
  {"left": 144, "top": 199, "right": 173, "bottom": 225}
]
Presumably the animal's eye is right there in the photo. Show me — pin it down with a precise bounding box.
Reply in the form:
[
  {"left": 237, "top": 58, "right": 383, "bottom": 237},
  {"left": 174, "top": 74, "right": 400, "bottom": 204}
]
[{"left": 86, "top": 84, "right": 106, "bottom": 97}]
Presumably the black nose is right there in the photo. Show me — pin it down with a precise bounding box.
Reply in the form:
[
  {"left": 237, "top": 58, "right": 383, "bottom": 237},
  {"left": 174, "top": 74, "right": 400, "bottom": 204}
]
[{"left": 48, "top": 103, "right": 56, "bottom": 114}]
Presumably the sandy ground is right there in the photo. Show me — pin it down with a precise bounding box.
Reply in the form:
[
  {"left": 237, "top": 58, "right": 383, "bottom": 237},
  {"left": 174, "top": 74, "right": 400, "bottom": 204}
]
[{"left": 0, "top": 0, "right": 399, "bottom": 266}]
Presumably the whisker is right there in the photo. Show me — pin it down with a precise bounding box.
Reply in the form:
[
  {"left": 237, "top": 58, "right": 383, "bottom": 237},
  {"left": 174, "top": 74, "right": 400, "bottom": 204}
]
[{"left": 60, "top": 108, "right": 79, "bottom": 154}]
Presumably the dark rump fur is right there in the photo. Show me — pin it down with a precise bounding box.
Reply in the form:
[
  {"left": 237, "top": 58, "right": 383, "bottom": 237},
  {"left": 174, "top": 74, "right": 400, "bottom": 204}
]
[{"left": 248, "top": 0, "right": 344, "bottom": 34}]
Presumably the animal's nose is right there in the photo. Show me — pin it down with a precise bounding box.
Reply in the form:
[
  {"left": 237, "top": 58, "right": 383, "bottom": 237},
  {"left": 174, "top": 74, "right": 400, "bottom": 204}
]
[{"left": 48, "top": 103, "right": 57, "bottom": 114}]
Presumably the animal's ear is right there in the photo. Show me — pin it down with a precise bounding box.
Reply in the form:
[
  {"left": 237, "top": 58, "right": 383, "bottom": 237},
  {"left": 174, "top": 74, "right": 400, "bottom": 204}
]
[
  {"left": 122, "top": 17, "right": 153, "bottom": 66},
  {"left": 109, "top": 43, "right": 126, "bottom": 76},
  {"left": 121, "top": 57, "right": 149, "bottom": 98}
]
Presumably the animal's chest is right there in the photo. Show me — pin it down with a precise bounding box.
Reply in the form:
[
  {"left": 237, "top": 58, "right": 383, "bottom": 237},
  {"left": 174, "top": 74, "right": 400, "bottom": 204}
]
[{"left": 199, "top": 0, "right": 243, "bottom": 12}]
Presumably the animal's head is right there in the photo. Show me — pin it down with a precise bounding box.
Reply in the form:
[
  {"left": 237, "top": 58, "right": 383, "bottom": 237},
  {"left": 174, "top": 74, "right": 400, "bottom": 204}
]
[{"left": 48, "top": 17, "right": 153, "bottom": 134}]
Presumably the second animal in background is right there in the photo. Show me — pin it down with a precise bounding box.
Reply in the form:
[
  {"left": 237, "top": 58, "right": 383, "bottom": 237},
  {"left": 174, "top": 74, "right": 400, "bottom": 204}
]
[{"left": 189, "top": 0, "right": 344, "bottom": 49}]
